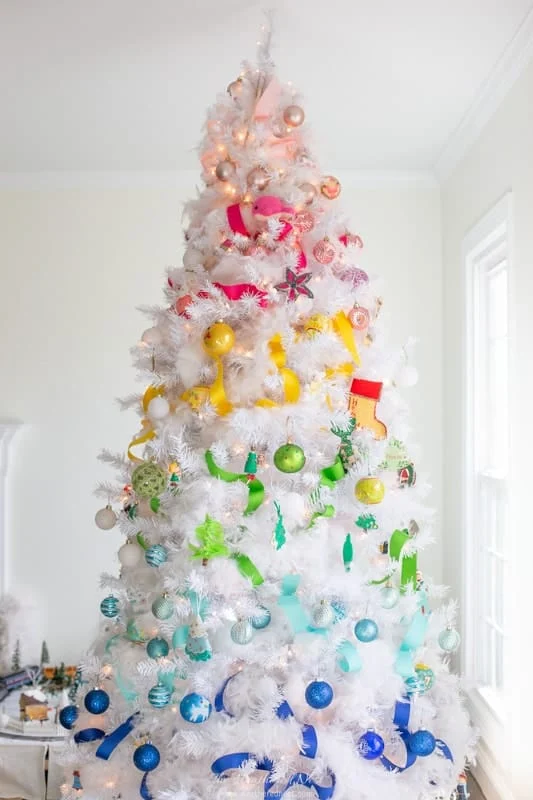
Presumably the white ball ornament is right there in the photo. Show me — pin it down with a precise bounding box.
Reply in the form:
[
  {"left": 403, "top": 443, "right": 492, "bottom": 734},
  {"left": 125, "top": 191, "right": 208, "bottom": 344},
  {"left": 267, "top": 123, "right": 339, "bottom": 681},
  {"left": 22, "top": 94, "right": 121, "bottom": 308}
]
[
  {"left": 147, "top": 396, "right": 170, "bottom": 421},
  {"left": 141, "top": 327, "right": 163, "bottom": 347},
  {"left": 183, "top": 247, "right": 204, "bottom": 269},
  {"left": 94, "top": 505, "right": 117, "bottom": 530},
  {"left": 396, "top": 364, "right": 419, "bottom": 387},
  {"left": 118, "top": 541, "right": 143, "bottom": 568}
]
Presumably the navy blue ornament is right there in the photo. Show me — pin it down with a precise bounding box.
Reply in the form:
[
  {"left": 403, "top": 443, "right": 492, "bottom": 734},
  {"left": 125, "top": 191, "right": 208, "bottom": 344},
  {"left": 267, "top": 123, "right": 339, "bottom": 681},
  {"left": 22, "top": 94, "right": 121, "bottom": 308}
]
[
  {"left": 146, "top": 637, "right": 169, "bottom": 659},
  {"left": 179, "top": 692, "right": 212, "bottom": 723},
  {"left": 59, "top": 704, "right": 79, "bottom": 730},
  {"left": 407, "top": 729, "right": 436, "bottom": 757},
  {"left": 145, "top": 544, "right": 168, "bottom": 567},
  {"left": 133, "top": 742, "right": 160, "bottom": 772},
  {"left": 357, "top": 730, "right": 385, "bottom": 760},
  {"left": 305, "top": 680, "right": 334, "bottom": 709},
  {"left": 251, "top": 606, "right": 271, "bottom": 630},
  {"left": 100, "top": 596, "right": 119, "bottom": 618},
  {"left": 148, "top": 683, "right": 171, "bottom": 708},
  {"left": 354, "top": 618, "right": 379, "bottom": 642},
  {"left": 84, "top": 688, "right": 110, "bottom": 715}
]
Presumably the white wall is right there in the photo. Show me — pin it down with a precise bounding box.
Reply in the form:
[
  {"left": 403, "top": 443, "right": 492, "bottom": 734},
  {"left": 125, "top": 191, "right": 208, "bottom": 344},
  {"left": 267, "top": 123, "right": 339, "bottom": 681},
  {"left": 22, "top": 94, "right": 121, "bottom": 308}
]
[
  {"left": 441, "top": 59, "right": 533, "bottom": 800},
  {"left": 0, "top": 175, "right": 442, "bottom": 664}
]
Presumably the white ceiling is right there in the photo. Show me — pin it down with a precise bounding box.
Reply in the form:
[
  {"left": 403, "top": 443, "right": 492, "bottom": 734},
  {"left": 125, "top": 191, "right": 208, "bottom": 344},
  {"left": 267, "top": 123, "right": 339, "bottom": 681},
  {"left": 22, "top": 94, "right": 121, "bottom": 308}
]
[{"left": 1, "top": 0, "right": 532, "bottom": 173}]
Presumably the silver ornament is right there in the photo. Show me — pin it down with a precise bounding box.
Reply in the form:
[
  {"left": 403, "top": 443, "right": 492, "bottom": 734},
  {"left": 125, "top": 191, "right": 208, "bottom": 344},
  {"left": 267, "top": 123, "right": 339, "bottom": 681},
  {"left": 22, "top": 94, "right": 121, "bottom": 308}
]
[
  {"left": 380, "top": 585, "right": 400, "bottom": 609},
  {"left": 230, "top": 619, "right": 253, "bottom": 645},
  {"left": 438, "top": 627, "right": 461, "bottom": 652},
  {"left": 95, "top": 505, "right": 117, "bottom": 530},
  {"left": 215, "top": 160, "right": 235, "bottom": 182},
  {"left": 283, "top": 104, "right": 305, "bottom": 127},
  {"left": 312, "top": 601, "right": 335, "bottom": 628}
]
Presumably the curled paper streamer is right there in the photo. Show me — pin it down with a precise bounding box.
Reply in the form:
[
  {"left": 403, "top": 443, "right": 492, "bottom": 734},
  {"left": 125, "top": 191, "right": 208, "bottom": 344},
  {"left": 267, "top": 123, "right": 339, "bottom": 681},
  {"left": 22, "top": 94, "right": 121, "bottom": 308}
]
[
  {"left": 205, "top": 450, "right": 264, "bottom": 514},
  {"left": 256, "top": 334, "right": 300, "bottom": 408},
  {"left": 380, "top": 699, "right": 453, "bottom": 772},
  {"left": 189, "top": 516, "right": 264, "bottom": 586}
]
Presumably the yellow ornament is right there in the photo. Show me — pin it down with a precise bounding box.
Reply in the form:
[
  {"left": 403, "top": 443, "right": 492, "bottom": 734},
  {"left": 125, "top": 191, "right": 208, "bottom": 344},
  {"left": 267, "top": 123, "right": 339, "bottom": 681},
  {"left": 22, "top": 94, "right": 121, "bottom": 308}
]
[
  {"left": 355, "top": 476, "right": 385, "bottom": 505},
  {"left": 303, "top": 314, "right": 332, "bottom": 337},
  {"left": 202, "top": 322, "right": 235, "bottom": 357}
]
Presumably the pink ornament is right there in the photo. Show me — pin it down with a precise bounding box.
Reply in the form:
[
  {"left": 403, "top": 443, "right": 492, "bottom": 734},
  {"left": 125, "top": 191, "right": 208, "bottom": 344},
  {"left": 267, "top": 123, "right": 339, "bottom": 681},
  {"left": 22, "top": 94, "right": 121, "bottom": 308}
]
[
  {"left": 340, "top": 232, "right": 364, "bottom": 249},
  {"left": 294, "top": 211, "right": 315, "bottom": 234},
  {"left": 320, "top": 175, "right": 341, "bottom": 200},
  {"left": 335, "top": 265, "right": 369, "bottom": 288},
  {"left": 348, "top": 305, "right": 370, "bottom": 330},
  {"left": 313, "top": 237, "right": 336, "bottom": 265},
  {"left": 175, "top": 294, "right": 193, "bottom": 316}
]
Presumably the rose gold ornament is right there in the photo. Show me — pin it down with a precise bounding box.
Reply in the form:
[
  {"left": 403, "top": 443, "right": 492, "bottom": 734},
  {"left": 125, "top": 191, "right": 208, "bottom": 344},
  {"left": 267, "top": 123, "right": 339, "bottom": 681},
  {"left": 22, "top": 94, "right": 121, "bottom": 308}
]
[
  {"left": 320, "top": 175, "right": 341, "bottom": 200},
  {"left": 348, "top": 305, "right": 370, "bottom": 331},
  {"left": 247, "top": 166, "right": 270, "bottom": 191},
  {"left": 299, "top": 182, "right": 317, "bottom": 205},
  {"left": 313, "top": 237, "right": 336, "bottom": 265},
  {"left": 215, "top": 160, "right": 235, "bottom": 182},
  {"left": 271, "top": 120, "right": 289, "bottom": 139},
  {"left": 175, "top": 295, "right": 193, "bottom": 316},
  {"left": 294, "top": 211, "right": 315, "bottom": 234},
  {"left": 227, "top": 78, "right": 243, "bottom": 99},
  {"left": 283, "top": 104, "right": 305, "bottom": 127}
]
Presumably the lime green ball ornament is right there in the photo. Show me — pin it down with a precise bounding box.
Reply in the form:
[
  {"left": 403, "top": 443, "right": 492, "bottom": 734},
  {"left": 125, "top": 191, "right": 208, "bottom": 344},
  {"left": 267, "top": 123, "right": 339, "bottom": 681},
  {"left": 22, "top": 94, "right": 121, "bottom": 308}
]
[
  {"left": 131, "top": 462, "right": 167, "bottom": 499},
  {"left": 273, "top": 443, "right": 306, "bottom": 473}
]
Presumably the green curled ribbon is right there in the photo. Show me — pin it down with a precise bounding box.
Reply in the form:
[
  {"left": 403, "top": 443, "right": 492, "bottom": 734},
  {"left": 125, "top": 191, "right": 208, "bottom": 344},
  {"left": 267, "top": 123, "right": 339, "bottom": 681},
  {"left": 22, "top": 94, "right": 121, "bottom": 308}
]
[
  {"left": 205, "top": 450, "right": 264, "bottom": 515},
  {"left": 371, "top": 528, "right": 417, "bottom": 590},
  {"left": 190, "top": 516, "right": 264, "bottom": 586},
  {"left": 307, "top": 456, "right": 345, "bottom": 528}
]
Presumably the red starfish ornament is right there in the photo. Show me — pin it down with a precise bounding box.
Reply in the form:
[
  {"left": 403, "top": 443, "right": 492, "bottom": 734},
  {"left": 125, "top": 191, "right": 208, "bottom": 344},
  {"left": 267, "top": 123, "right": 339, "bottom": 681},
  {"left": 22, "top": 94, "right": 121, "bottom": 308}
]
[{"left": 274, "top": 268, "right": 314, "bottom": 301}]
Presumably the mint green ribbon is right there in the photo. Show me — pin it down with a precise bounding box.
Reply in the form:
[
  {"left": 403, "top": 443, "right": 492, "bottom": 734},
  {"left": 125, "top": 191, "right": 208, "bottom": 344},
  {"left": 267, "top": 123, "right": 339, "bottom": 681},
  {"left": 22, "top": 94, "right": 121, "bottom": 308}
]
[
  {"left": 105, "top": 635, "right": 138, "bottom": 703},
  {"left": 205, "top": 450, "right": 264, "bottom": 515},
  {"left": 190, "top": 516, "right": 264, "bottom": 586}
]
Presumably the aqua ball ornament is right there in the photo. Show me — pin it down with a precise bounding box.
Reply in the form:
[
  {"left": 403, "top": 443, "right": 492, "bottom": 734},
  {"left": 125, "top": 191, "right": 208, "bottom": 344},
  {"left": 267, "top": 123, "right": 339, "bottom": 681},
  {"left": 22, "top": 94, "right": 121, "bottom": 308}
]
[
  {"left": 179, "top": 692, "right": 212, "bottom": 723},
  {"left": 414, "top": 662, "right": 435, "bottom": 692},
  {"left": 152, "top": 595, "right": 174, "bottom": 620},
  {"left": 230, "top": 619, "right": 253, "bottom": 644},
  {"left": 131, "top": 462, "right": 167, "bottom": 499},
  {"left": 354, "top": 618, "right": 379, "bottom": 642},
  {"left": 133, "top": 742, "right": 160, "bottom": 772},
  {"left": 407, "top": 729, "right": 436, "bottom": 757},
  {"left": 273, "top": 443, "right": 306, "bottom": 473},
  {"left": 148, "top": 683, "right": 171, "bottom": 708},
  {"left": 146, "top": 637, "right": 169, "bottom": 659},
  {"left": 84, "top": 688, "right": 110, "bottom": 715},
  {"left": 438, "top": 627, "right": 461, "bottom": 652},
  {"left": 380, "top": 585, "right": 400, "bottom": 609},
  {"left": 357, "top": 731, "right": 385, "bottom": 760},
  {"left": 250, "top": 606, "right": 271, "bottom": 630},
  {"left": 100, "top": 595, "right": 120, "bottom": 618},
  {"left": 145, "top": 544, "right": 168, "bottom": 567},
  {"left": 59, "top": 704, "right": 79, "bottom": 730},
  {"left": 305, "top": 680, "right": 334, "bottom": 709}
]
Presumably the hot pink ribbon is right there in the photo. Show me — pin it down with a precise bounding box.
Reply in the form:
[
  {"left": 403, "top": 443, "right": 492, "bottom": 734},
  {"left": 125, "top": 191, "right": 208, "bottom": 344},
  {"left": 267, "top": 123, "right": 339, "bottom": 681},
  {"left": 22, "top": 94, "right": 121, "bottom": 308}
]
[
  {"left": 225, "top": 205, "right": 307, "bottom": 272},
  {"left": 214, "top": 282, "right": 268, "bottom": 307}
]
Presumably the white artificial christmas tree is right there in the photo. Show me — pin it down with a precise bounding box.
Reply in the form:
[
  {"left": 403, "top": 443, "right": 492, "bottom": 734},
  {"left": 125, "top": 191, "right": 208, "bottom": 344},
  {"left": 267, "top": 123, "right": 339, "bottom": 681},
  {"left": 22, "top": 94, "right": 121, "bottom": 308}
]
[{"left": 59, "top": 26, "right": 474, "bottom": 800}]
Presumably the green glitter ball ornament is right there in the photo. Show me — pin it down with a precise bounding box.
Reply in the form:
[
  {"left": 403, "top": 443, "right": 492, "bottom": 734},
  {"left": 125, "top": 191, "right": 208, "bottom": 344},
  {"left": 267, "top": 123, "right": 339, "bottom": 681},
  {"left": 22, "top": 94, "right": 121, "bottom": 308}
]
[
  {"left": 131, "top": 462, "right": 167, "bottom": 499},
  {"left": 273, "top": 443, "right": 306, "bottom": 473}
]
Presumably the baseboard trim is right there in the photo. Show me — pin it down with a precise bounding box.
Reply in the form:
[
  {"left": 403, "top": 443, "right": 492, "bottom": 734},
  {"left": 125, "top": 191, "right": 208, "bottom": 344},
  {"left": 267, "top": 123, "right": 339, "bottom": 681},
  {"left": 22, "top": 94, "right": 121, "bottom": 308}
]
[{"left": 473, "top": 736, "right": 514, "bottom": 800}]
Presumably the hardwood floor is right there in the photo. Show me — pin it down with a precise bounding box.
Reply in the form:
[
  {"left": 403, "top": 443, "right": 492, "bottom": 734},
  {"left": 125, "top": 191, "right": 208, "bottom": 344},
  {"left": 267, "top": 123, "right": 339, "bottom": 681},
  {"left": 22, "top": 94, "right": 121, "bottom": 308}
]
[{"left": 469, "top": 777, "right": 485, "bottom": 800}]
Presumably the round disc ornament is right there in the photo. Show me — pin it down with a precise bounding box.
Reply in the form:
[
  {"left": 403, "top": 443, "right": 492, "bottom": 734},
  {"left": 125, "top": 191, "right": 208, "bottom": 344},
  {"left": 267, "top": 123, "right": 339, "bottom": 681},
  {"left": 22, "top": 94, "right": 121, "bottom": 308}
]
[
  {"left": 273, "top": 443, "right": 306, "bottom": 473},
  {"left": 320, "top": 175, "right": 341, "bottom": 200},
  {"left": 180, "top": 692, "right": 212, "bottom": 723},
  {"left": 355, "top": 477, "right": 385, "bottom": 505},
  {"left": 305, "top": 680, "right": 334, "bottom": 709},
  {"left": 133, "top": 742, "right": 160, "bottom": 772},
  {"left": 95, "top": 505, "right": 117, "bottom": 530},
  {"left": 84, "top": 688, "right": 110, "bottom": 715},
  {"left": 131, "top": 462, "right": 167, "bottom": 499},
  {"left": 202, "top": 322, "right": 235, "bottom": 357}
]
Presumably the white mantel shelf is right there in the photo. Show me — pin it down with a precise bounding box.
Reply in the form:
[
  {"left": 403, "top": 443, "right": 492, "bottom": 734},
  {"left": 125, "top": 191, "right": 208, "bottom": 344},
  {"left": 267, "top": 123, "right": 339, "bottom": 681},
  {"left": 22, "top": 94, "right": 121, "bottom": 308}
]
[{"left": 0, "top": 422, "right": 24, "bottom": 596}]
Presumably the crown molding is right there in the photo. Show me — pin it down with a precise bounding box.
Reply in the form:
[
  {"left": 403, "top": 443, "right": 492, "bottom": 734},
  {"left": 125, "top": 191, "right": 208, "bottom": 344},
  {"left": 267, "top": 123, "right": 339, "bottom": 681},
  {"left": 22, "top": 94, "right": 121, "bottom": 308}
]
[
  {"left": 0, "top": 168, "right": 438, "bottom": 191},
  {"left": 434, "top": 7, "right": 533, "bottom": 182}
]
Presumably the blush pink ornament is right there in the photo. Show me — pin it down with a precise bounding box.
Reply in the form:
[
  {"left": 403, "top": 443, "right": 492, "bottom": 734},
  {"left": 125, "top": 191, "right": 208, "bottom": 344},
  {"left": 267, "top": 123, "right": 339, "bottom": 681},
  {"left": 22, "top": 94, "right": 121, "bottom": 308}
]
[
  {"left": 175, "top": 294, "right": 193, "bottom": 316},
  {"left": 313, "top": 237, "right": 336, "bottom": 265},
  {"left": 293, "top": 211, "right": 315, "bottom": 234},
  {"left": 348, "top": 305, "right": 370, "bottom": 330},
  {"left": 252, "top": 196, "right": 295, "bottom": 218},
  {"left": 334, "top": 265, "right": 369, "bottom": 288}
]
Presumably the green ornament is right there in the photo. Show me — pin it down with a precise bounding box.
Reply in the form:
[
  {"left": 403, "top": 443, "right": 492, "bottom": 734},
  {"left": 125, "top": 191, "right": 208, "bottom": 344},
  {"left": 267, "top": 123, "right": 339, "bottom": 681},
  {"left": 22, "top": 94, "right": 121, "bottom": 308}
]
[
  {"left": 272, "top": 502, "right": 286, "bottom": 550},
  {"left": 331, "top": 418, "right": 357, "bottom": 471},
  {"left": 273, "top": 443, "right": 306, "bottom": 473},
  {"left": 356, "top": 513, "right": 378, "bottom": 531},
  {"left": 131, "top": 462, "right": 167, "bottom": 499},
  {"left": 343, "top": 533, "right": 354, "bottom": 571},
  {"left": 244, "top": 450, "right": 258, "bottom": 474}
]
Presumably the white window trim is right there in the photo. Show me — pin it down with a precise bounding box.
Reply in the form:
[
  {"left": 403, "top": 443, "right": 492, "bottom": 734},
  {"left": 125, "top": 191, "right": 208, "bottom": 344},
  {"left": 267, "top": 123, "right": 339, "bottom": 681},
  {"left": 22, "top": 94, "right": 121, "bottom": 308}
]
[{"left": 461, "top": 193, "right": 513, "bottom": 790}]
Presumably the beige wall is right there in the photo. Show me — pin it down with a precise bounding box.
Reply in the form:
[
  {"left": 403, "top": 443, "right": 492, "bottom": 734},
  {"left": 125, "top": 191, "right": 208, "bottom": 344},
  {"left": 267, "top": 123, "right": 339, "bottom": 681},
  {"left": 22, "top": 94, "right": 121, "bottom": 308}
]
[
  {"left": 0, "top": 175, "right": 443, "bottom": 665},
  {"left": 441, "top": 58, "right": 533, "bottom": 800}
]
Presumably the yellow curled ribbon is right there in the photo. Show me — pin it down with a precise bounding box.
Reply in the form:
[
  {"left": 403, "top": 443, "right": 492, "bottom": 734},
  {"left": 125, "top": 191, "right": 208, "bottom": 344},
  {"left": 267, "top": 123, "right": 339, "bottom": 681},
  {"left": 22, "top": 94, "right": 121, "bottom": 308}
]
[
  {"left": 182, "top": 358, "right": 233, "bottom": 416},
  {"left": 127, "top": 384, "right": 164, "bottom": 462},
  {"left": 256, "top": 334, "right": 301, "bottom": 408}
]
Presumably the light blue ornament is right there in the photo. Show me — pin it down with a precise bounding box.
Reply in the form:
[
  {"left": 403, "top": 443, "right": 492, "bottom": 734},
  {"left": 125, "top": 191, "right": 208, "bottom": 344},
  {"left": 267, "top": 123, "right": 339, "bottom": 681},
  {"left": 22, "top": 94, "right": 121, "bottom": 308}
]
[
  {"left": 438, "top": 627, "right": 461, "bottom": 652},
  {"left": 405, "top": 673, "right": 426, "bottom": 697},
  {"left": 100, "top": 596, "right": 119, "bottom": 618},
  {"left": 231, "top": 619, "right": 253, "bottom": 644},
  {"left": 152, "top": 595, "right": 174, "bottom": 620},
  {"left": 407, "top": 729, "right": 436, "bottom": 757},
  {"left": 185, "top": 616, "right": 212, "bottom": 662},
  {"left": 145, "top": 544, "right": 168, "bottom": 567},
  {"left": 305, "top": 680, "right": 333, "bottom": 709},
  {"left": 312, "top": 601, "right": 335, "bottom": 628},
  {"left": 84, "top": 688, "right": 109, "bottom": 715},
  {"left": 133, "top": 742, "right": 160, "bottom": 772},
  {"left": 354, "top": 618, "right": 379, "bottom": 642},
  {"left": 147, "top": 637, "right": 169, "bottom": 659},
  {"left": 251, "top": 606, "right": 271, "bottom": 630},
  {"left": 380, "top": 585, "right": 400, "bottom": 609},
  {"left": 148, "top": 682, "right": 171, "bottom": 708},
  {"left": 179, "top": 692, "right": 212, "bottom": 723},
  {"left": 331, "top": 599, "right": 347, "bottom": 621}
]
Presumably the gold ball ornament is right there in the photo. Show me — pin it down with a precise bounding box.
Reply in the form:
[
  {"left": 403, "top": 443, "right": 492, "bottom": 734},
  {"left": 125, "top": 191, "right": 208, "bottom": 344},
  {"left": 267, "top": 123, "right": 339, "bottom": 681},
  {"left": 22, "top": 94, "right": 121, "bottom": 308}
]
[
  {"left": 215, "top": 160, "right": 235, "bottom": 182},
  {"left": 283, "top": 104, "right": 305, "bottom": 127},
  {"left": 355, "top": 476, "right": 385, "bottom": 505},
  {"left": 247, "top": 166, "right": 270, "bottom": 191},
  {"left": 299, "top": 182, "right": 317, "bottom": 205},
  {"left": 312, "top": 237, "right": 336, "bottom": 265},
  {"left": 202, "top": 322, "right": 235, "bottom": 357},
  {"left": 303, "top": 314, "right": 332, "bottom": 337},
  {"left": 320, "top": 175, "right": 342, "bottom": 200}
]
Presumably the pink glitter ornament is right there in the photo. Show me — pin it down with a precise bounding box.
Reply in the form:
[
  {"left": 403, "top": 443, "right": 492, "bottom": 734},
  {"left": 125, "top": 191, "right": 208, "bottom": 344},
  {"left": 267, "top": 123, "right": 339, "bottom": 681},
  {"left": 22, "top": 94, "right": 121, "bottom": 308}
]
[
  {"left": 348, "top": 305, "right": 370, "bottom": 330},
  {"left": 335, "top": 265, "right": 369, "bottom": 288},
  {"left": 313, "top": 237, "right": 336, "bottom": 265},
  {"left": 175, "top": 294, "right": 193, "bottom": 316},
  {"left": 294, "top": 211, "right": 315, "bottom": 234}
]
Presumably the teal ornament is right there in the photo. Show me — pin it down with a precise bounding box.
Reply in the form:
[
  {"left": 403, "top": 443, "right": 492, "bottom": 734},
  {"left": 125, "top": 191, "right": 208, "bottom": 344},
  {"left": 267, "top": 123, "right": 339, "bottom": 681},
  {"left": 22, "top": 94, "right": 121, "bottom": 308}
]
[
  {"left": 145, "top": 544, "right": 168, "bottom": 567},
  {"left": 131, "top": 461, "right": 167, "bottom": 499},
  {"left": 312, "top": 601, "right": 335, "bottom": 628},
  {"left": 231, "top": 619, "right": 253, "bottom": 644},
  {"left": 331, "top": 600, "right": 347, "bottom": 621},
  {"left": 146, "top": 637, "right": 169, "bottom": 659},
  {"left": 407, "top": 729, "right": 436, "bottom": 757},
  {"left": 100, "top": 595, "right": 119, "bottom": 618},
  {"left": 343, "top": 533, "right": 354, "bottom": 571},
  {"left": 148, "top": 682, "right": 171, "bottom": 708},
  {"left": 415, "top": 663, "right": 435, "bottom": 691},
  {"left": 305, "top": 680, "right": 333, "bottom": 709},
  {"left": 354, "top": 618, "right": 378, "bottom": 642},
  {"left": 405, "top": 673, "right": 425, "bottom": 697},
  {"left": 185, "top": 616, "right": 212, "bottom": 661},
  {"left": 355, "top": 514, "right": 378, "bottom": 530},
  {"left": 438, "top": 627, "right": 461, "bottom": 652},
  {"left": 251, "top": 606, "right": 271, "bottom": 630},
  {"left": 272, "top": 501, "right": 286, "bottom": 550},
  {"left": 380, "top": 585, "right": 400, "bottom": 609},
  {"left": 244, "top": 450, "right": 258, "bottom": 474},
  {"left": 151, "top": 595, "right": 174, "bottom": 620},
  {"left": 273, "top": 443, "right": 306, "bottom": 473},
  {"left": 133, "top": 742, "right": 160, "bottom": 772},
  {"left": 180, "top": 692, "right": 212, "bottom": 723},
  {"left": 84, "top": 688, "right": 109, "bottom": 715}
]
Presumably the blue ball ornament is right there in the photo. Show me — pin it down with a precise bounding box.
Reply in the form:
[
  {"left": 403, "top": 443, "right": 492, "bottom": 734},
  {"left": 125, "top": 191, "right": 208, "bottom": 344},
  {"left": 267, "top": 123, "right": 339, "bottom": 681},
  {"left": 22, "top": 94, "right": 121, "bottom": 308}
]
[
  {"left": 251, "top": 606, "right": 271, "bottom": 630},
  {"left": 133, "top": 742, "right": 161, "bottom": 772},
  {"left": 407, "top": 729, "right": 436, "bottom": 757},
  {"left": 179, "top": 692, "right": 212, "bottom": 723},
  {"left": 59, "top": 704, "right": 78, "bottom": 730},
  {"left": 146, "top": 637, "right": 169, "bottom": 659},
  {"left": 305, "top": 680, "right": 334, "bottom": 709},
  {"left": 148, "top": 683, "right": 171, "bottom": 708},
  {"left": 357, "top": 730, "right": 385, "bottom": 760},
  {"left": 145, "top": 544, "right": 168, "bottom": 567},
  {"left": 354, "top": 618, "right": 379, "bottom": 642},
  {"left": 84, "top": 688, "right": 110, "bottom": 715},
  {"left": 100, "top": 595, "right": 119, "bottom": 618}
]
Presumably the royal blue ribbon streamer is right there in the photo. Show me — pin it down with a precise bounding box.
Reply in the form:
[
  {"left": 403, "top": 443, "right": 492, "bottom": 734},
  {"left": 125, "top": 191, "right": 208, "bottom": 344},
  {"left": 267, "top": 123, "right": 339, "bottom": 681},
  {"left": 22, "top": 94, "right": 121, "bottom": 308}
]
[
  {"left": 379, "top": 699, "right": 453, "bottom": 772},
  {"left": 214, "top": 674, "right": 236, "bottom": 716},
  {"left": 95, "top": 713, "right": 139, "bottom": 760},
  {"left": 140, "top": 772, "right": 152, "bottom": 800},
  {"left": 74, "top": 727, "right": 105, "bottom": 744}
]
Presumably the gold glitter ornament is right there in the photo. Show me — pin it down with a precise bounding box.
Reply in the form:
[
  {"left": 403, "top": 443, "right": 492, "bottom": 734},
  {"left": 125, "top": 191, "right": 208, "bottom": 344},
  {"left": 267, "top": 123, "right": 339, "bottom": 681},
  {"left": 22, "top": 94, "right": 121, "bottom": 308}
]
[
  {"left": 355, "top": 476, "right": 385, "bottom": 505},
  {"left": 202, "top": 322, "right": 235, "bottom": 357},
  {"left": 320, "top": 175, "right": 341, "bottom": 200}
]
